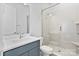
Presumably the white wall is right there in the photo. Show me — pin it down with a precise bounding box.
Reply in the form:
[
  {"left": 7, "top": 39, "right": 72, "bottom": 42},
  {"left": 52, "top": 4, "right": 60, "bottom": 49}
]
[
  {"left": 2, "top": 4, "right": 16, "bottom": 35},
  {"left": 43, "top": 3, "right": 79, "bottom": 49},
  {"left": 16, "top": 5, "right": 27, "bottom": 34},
  {"left": 28, "top": 3, "right": 54, "bottom": 37},
  {"left": 0, "top": 4, "right": 4, "bottom": 51},
  {"left": 29, "top": 3, "right": 42, "bottom": 36}
]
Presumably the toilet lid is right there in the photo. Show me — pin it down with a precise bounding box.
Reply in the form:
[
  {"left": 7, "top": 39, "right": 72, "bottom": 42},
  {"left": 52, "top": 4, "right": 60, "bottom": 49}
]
[{"left": 40, "top": 45, "right": 53, "bottom": 54}]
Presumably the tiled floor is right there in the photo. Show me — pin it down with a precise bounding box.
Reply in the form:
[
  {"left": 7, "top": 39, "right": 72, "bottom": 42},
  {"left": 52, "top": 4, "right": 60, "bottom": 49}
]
[{"left": 41, "top": 45, "right": 78, "bottom": 56}]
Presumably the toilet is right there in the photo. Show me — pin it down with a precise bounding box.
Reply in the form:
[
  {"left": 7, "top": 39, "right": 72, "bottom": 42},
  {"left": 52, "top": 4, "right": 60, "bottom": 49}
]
[{"left": 40, "top": 37, "right": 53, "bottom": 56}]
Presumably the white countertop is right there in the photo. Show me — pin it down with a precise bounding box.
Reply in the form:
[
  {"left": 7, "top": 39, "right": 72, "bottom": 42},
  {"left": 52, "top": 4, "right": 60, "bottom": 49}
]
[{"left": 2, "top": 35, "right": 41, "bottom": 52}]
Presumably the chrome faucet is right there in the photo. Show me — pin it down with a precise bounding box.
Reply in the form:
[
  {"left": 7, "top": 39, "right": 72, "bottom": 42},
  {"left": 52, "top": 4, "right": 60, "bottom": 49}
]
[
  {"left": 14, "top": 32, "right": 24, "bottom": 39},
  {"left": 19, "top": 33, "right": 23, "bottom": 39}
]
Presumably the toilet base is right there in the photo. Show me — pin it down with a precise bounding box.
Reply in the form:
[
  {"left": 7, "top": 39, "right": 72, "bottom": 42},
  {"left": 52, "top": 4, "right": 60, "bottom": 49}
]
[
  {"left": 40, "top": 51, "right": 57, "bottom": 56},
  {"left": 40, "top": 50, "right": 54, "bottom": 56}
]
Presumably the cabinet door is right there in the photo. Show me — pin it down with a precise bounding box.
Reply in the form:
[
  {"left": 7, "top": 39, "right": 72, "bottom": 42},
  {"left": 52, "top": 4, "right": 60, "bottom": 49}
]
[
  {"left": 3, "top": 40, "right": 40, "bottom": 56},
  {"left": 29, "top": 47, "right": 40, "bottom": 56}
]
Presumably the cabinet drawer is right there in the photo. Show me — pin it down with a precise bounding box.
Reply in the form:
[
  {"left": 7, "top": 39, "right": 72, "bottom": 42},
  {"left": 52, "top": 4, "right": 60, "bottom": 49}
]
[{"left": 3, "top": 40, "right": 40, "bottom": 56}]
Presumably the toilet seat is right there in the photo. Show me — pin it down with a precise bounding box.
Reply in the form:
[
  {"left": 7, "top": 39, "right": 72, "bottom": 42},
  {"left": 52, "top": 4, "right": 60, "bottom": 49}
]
[{"left": 40, "top": 45, "right": 53, "bottom": 54}]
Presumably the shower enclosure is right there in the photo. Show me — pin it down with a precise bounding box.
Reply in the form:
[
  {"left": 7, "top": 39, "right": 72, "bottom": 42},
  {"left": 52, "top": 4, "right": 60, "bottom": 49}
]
[
  {"left": 42, "top": 5, "right": 62, "bottom": 48},
  {"left": 41, "top": 3, "right": 78, "bottom": 55}
]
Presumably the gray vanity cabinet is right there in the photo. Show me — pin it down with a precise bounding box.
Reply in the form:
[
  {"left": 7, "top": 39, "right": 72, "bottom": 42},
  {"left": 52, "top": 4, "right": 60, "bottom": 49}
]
[
  {"left": 29, "top": 47, "right": 40, "bottom": 56},
  {"left": 21, "top": 52, "right": 29, "bottom": 56},
  {"left": 3, "top": 40, "right": 40, "bottom": 56}
]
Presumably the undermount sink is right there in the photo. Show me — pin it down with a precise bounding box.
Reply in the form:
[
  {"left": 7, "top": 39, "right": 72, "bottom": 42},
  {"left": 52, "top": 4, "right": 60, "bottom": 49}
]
[
  {"left": 3, "top": 35, "right": 30, "bottom": 45},
  {"left": 3, "top": 34, "right": 30, "bottom": 42},
  {"left": 3, "top": 34, "right": 29, "bottom": 48}
]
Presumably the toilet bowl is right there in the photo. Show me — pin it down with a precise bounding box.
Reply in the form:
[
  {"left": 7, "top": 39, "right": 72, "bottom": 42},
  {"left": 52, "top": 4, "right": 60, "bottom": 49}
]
[
  {"left": 40, "top": 45, "right": 53, "bottom": 56},
  {"left": 40, "top": 37, "right": 53, "bottom": 56}
]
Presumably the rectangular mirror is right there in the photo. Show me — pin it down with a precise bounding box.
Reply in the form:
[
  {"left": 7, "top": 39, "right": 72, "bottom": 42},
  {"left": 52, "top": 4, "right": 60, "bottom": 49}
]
[{"left": 2, "top": 3, "right": 30, "bottom": 36}]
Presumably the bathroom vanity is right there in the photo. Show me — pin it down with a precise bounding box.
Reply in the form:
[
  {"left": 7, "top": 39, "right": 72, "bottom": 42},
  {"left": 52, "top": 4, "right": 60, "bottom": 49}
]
[
  {"left": 0, "top": 4, "right": 40, "bottom": 56},
  {"left": 3, "top": 40, "right": 40, "bottom": 56},
  {"left": 0, "top": 35, "right": 40, "bottom": 56}
]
